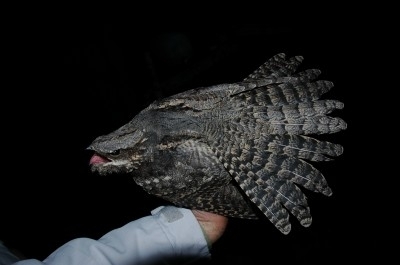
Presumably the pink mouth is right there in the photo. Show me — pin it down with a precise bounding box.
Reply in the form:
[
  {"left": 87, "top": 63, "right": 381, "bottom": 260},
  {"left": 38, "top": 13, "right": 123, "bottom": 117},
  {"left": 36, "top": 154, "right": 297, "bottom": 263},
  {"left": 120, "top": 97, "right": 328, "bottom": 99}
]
[{"left": 89, "top": 154, "right": 110, "bottom": 165}]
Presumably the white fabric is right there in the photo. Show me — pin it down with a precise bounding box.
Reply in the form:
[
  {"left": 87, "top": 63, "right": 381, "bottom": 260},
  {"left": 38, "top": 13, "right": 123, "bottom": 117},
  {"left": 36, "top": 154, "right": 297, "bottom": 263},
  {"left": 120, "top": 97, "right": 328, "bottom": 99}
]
[
  {"left": 10, "top": 206, "right": 210, "bottom": 265},
  {"left": 0, "top": 241, "right": 20, "bottom": 265}
]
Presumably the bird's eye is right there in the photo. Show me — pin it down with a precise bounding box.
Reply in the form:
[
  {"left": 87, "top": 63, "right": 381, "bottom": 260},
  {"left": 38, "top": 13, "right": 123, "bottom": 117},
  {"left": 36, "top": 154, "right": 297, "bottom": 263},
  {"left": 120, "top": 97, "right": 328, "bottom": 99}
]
[{"left": 109, "top": 150, "right": 120, "bottom": 156}]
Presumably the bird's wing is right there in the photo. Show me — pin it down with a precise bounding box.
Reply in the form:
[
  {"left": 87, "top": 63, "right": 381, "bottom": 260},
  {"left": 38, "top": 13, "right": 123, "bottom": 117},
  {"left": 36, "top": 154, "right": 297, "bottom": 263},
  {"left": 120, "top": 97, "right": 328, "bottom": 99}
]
[{"left": 206, "top": 53, "right": 346, "bottom": 234}]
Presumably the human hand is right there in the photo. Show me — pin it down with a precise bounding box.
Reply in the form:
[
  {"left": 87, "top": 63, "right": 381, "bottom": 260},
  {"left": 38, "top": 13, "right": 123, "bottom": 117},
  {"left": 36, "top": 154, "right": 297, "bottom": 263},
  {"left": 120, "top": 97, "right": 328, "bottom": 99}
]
[{"left": 191, "top": 210, "right": 228, "bottom": 246}]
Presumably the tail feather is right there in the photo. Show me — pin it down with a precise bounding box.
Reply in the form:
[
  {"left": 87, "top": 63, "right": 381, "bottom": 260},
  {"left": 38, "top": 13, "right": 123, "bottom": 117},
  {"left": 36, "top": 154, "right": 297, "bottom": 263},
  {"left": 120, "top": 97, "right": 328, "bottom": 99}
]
[
  {"left": 243, "top": 53, "right": 304, "bottom": 81},
  {"left": 259, "top": 152, "right": 332, "bottom": 195},
  {"left": 235, "top": 172, "right": 292, "bottom": 234},
  {"left": 265, "top": 179, "right": 312, "bottom": 227},
  {"left": 231, "top": 69, "right": 326, "bottom": 97},
  {"left": 296, "top": 100, "right": 344, "bottom": 116},
  {"left": 263, "top": 115, "right": 346, "bottom": 135},
  {"left": 261, "top": 78, "right": 334, "bottom": 106},
  {"left": 266, "top": 134, "right": 343, "bottom": 161},
  {"left": 227, "top": 107, "right": 346, "bottom": 136}
]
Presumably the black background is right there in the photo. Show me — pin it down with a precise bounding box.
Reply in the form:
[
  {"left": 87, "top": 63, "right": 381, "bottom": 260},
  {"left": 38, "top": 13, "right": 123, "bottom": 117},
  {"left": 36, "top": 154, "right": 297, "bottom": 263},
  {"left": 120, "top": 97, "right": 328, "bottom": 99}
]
[{"left": 2, "top": 9, "right": 378, "bottom": 264}]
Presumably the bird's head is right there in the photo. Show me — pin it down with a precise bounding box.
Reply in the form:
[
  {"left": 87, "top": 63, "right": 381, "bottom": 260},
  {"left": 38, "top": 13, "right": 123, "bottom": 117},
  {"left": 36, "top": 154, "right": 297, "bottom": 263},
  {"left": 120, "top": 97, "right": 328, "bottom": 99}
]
[{"left": 87, "top": 114, "right": 155, "bottom": 176}]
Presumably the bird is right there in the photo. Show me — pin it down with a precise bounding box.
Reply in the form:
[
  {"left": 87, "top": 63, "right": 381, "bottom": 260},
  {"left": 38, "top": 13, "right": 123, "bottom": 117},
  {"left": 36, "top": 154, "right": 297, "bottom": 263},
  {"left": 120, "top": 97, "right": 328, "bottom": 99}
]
[{"left": 87, "top": 53, "right": 346, "bottom": 235}]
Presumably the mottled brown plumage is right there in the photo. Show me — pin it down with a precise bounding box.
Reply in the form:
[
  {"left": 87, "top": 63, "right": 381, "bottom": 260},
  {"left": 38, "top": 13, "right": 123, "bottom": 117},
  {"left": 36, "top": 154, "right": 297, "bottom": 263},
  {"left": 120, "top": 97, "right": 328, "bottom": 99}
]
[{"left": 87, "top": 53, "right": 346, "bottom": 234}]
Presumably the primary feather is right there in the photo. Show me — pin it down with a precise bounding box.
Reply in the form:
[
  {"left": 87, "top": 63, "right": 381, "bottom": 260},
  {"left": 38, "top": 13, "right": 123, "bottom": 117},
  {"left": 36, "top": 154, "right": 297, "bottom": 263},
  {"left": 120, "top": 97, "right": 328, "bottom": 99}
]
[{"left": 87, "top": 53, "right": 346, "bottom": 234}]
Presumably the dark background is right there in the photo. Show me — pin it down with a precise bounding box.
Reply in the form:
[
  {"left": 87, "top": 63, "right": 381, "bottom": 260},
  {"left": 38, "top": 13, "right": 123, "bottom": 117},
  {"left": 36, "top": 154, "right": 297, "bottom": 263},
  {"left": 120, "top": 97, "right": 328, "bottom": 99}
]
[{"left": 2, "top": 12, "right": 375, "bottom": 264}]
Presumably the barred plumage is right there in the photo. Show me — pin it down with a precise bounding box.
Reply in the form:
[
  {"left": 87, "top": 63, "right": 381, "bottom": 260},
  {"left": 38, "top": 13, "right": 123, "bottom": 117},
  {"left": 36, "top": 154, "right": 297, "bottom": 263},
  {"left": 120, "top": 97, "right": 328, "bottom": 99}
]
[{"left": 87, "top": 53, "right": 346, "bottom": 234}]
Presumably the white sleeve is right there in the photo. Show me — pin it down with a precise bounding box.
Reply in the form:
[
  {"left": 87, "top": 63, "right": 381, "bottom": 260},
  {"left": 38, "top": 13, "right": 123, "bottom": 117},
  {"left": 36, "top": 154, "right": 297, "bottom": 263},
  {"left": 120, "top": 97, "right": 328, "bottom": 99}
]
[
  {"left": 0, "top": 240, "right": 21, "bottom": 265},
  {"left": 12, "top": 206, "right": 210, "bottom": 265}
]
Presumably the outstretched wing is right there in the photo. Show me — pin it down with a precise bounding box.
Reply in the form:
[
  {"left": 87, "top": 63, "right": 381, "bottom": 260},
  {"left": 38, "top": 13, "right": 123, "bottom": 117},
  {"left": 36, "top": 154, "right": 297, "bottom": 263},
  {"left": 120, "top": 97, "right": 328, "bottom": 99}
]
[{"left": 206, "top": 53, "right": 346, "bottom": 234}]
